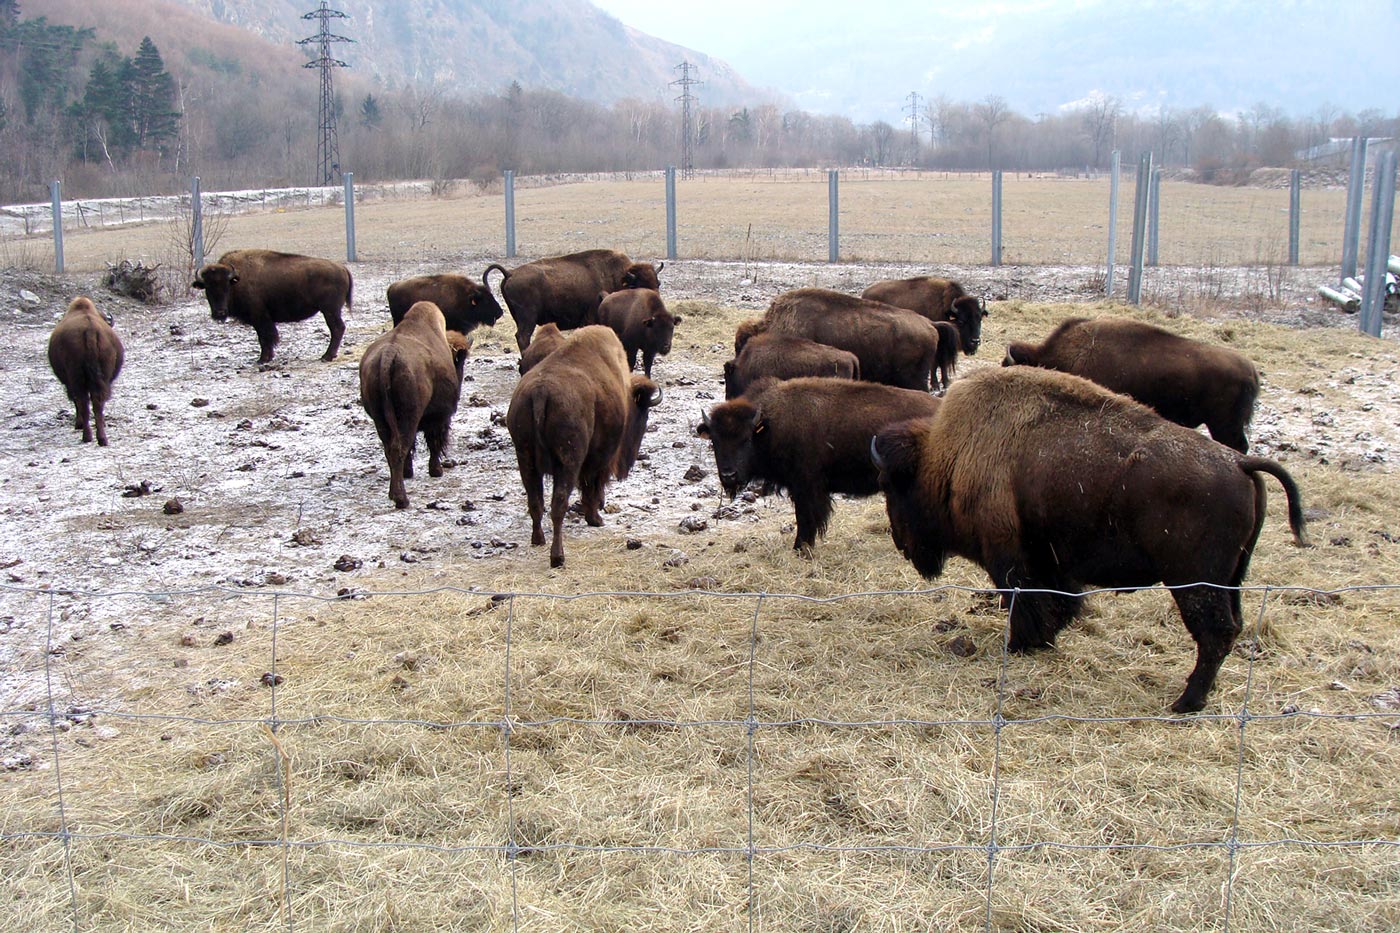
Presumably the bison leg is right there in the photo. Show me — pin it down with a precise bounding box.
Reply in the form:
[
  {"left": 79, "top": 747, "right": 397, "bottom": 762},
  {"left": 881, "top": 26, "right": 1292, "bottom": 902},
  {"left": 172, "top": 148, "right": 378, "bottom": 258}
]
[
  {"left": 73, "top": 393, "right": 93, "bottom": 443},
  {"left": 515, "top": 322, "right": 535, "bottom": 353},
  {"left": 992, "top": 562, "right": 1082, "bottom": 652},
  {"left": 642, "top": 351, "right": 656, "bottom": 378},
  {"left": 423, "top": 417, "right": 450, "bottom": 478},
  {"left": 549, "top": 470, "right": 579, "bottom": 569},
  {"left": 321, "top": 308, "right": 346, "bottom": 362},
  {"left": 1169, "top": 584, "right": 1241, "bottom": 714},
  {"left": 253, "top": 320, "right": 279, "bottom": 364},
  {"left": 791, "top": 489, "right": 834, "bottom": 556},
  {"left": 93, "top": 393, "right": 110, "bottom": 447},
  {"left": 578, "top": 472, "right": 606, "bottom": 527}
]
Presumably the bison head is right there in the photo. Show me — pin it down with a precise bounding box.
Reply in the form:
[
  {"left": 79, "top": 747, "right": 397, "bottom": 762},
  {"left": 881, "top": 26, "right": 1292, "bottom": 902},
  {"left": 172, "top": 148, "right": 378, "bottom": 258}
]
[
  {"left": 191, "top": 263, "right": 239, "bottom": 321},
  {"left": 645, "top": 309, "right": 680, "bottom": 356},
  {"left": 696, "top": 399, "right": 765, "bottom": 499},
  {"left": 948, "top": 296, "right": 986, "bottom": 355},
  {"left": 622, "top": 261, "right": 662, "bottom": 291},
  {"left": 614, "top": 376, "right": 663, "bottom": 480},
  {"left": 871, "top": 420, "right": 948, "bottom": 580},
  {"left": 465, "top": 282, "right": 505, "bottom": 328},
  {"left": 1001, "top": 340, "right": 1036, "bottom": 367}
]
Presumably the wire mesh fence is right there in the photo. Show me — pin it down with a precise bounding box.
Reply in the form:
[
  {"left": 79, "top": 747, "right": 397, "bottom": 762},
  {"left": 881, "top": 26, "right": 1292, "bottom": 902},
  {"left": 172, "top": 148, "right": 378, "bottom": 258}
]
[{"left": 3, "top": 579, "right": 1398, "bottom": 931}]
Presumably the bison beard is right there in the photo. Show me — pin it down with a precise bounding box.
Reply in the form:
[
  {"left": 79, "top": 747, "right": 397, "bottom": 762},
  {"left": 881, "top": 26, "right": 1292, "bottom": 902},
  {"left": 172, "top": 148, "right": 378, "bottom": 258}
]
[{"left": 872, "top": 366, "right": 1308, "bottom": 714}]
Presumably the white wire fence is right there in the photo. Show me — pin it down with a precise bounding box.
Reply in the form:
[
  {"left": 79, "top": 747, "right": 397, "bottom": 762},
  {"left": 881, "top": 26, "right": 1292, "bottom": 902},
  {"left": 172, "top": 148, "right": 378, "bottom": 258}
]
[{"left": 2, "top": 579, "right": 1398, "bottom": 931}]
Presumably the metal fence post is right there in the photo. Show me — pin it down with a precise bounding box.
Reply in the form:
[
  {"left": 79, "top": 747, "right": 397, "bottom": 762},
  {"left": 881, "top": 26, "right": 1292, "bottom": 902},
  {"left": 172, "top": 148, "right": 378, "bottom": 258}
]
[
  {"left": 1147, "top": 167, "right": 1161, "bottom": 267},
  {"left": 1288, "top": 169, "right": 1301, "bottom": 266},
  {"left": 1341, "top": 136, "right": 1368, "bottom": 283},
  {"left": 665, "top": 166, "right": 677, "bottom": 261},
  {"left": 1127, "top": 152, "right": 1153, "bottom": 305},
  {"left": 828, "top": 169, "right": 839, "bottom": 262},
  {"left": 1359, "top": 150, "right": 1396, "bottom": 338},
  {"left": 1106, "top": 151, "right": 1120, "bottom": 298},
  {"left": 343, "top": 172, "right": 356, "bottom": 262},
  {"left": 991, "top": 170, "right": 1003, "bottom": 266},
  {"left": 50, "top": 180, "right": 64, "bottom": 274},
  {"left": 191, "top": 176, "right": 204, "bottom": 270},
  {"left": 504, "top": 170, "right": 516, "bottom": 259}
]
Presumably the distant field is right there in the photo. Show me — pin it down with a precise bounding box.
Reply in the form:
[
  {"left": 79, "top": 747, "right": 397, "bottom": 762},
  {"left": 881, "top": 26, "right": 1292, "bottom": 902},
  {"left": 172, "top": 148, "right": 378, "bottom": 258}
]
[{"left": 8, "top": 170, "right": 1372, "bottom": 274}]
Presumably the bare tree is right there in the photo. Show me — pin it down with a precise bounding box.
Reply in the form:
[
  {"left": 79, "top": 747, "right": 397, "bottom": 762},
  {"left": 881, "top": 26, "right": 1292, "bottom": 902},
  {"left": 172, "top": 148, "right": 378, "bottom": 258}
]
[
  {"left": 973, "top": 94, "right": 1011, "bottom": 169},
  {"left": 1079, "top": 92, "right": 1121, "bottom": 168}
]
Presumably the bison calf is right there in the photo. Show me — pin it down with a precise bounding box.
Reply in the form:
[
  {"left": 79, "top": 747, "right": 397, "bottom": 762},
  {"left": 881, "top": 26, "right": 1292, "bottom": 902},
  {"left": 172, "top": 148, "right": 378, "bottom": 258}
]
[
  {"left": 861, "top": 276, "right": 987, "bottom": 355},
  {"left": 485, "top": 249, "right": 662, "bottom": 351},
  {"left": 359, "top": 301, "right": 471, "bottom": 509},
  {"left": 387, "top": 272, "right": 504, "bottom": 335},
  {"left": 518, "top": 322, "right": 568, "bottom": 375},
  {"left": 872, "top": 366, "right": 1308, "bottom": 713},
  {"left": 48, "top": 297, "right": 124, "bottom": 446},
  {"left": 698, "top": 377, "right": 940, "bottom": 554},
  {"left": 595, "top": 288, "right": 681, "bottom": 377},
  {"left": 193, "top": 249, "right": 353, "bottom": 364},
  {"left": 723, "top": 333, "right": 860, "bottom": 400},
  {"left": 1003, "top": 316, "right": 1260, "bottom": 453},
  {"left": 507, "top": 325, "right": 662, "bottom": 568}
]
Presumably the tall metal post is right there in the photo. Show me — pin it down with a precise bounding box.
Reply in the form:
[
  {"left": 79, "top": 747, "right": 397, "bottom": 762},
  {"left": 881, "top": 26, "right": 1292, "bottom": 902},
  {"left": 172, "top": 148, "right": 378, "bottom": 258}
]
[
  {"left": 1147, "top": 167, "right": 1161, "bottom": 267},
  {"left": 50, "top": 180, "right": 63, "bottom": 274},
  {"left": 1341, "top": 136, "right": 1368, "bottom": 283},
  {"left": 991, "top": 170, "right": 1003, "bottom": 266},
  {"left": 191, "top": 176, "right": 204, "bottom": 270},
  {"left": 828, "top": 169, "right": 839, "bottom": 263},
  {"left": 298, "top": 2, "right": 353, "bottom": 187},
  {"left": 343, "top": 172, "right": 356, "bottom": 262},
  {"left": 671, "top": 63, "right": 701, "bottom": 180},
  {"left": 1127, "top": 152, "right": 1153, "bottom": 305},
  {"left": 1106, "top": 150, "right": 1120, "bottom": 298},
  {"left": 1288, "top": 169, "right": 1301, "bottom": 266},
  {"left": 665, "top": 166, "right": 677, "bottom": 261},
  {"left": 1359, "top": 150, "right": 1396, "bottom": 338},
  {"left": 504, "top": 170, "right": 516, "bottom": 259}
]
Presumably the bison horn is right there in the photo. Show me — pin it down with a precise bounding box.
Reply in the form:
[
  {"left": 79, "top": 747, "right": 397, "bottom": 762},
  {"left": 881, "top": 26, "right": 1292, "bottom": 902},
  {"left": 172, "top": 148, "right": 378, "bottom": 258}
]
[
  {"left": 649, "top": 385, "right": 663, "bottom": 406},
  {"left": 870, "top": 436, "right": 886, "bottom": 470},
  {"left": 655, "top": 261, "right": 665, "bottom": 274}
]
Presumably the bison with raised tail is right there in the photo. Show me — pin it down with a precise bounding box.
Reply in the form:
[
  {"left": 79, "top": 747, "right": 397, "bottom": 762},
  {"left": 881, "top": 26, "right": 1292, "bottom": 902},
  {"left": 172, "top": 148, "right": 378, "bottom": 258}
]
[
  {"left": 861, "top": 276, "right": 987, "bottom": 355},
  {"left": 871, "top": 366, "right": 1309, "bottom": 713},
  {"left": 359, "top": 301, "right": 472, "bottom": 509},
  {"left": 484, "top": 249, "right": 662, "bottom": 351},
  {"left": 48, "top": 297, "right": 124, "bottom": 446},
  {"left": 762, "top": 288, "right": 942, "bottom": 392},
  {"left": 387, "top": 272, "right": 504, "bottom": 336},
  {"left": 699, "top": 377, "right": 940, "bottom": 554},
  {"left": 723, "top": 333, "right": 861, "bottom": 400},
  {"left": 192, "top": 249, "right": 353, "bottom": 364},
  {"left": 507, "top": 325, "right": 662, "bottom": 568},
  {"left": 1002, "top": 316, "right": 1260, "bottom": 453},
  {"left": 595, "top": 288, "right": 681, "bottom": 377}
]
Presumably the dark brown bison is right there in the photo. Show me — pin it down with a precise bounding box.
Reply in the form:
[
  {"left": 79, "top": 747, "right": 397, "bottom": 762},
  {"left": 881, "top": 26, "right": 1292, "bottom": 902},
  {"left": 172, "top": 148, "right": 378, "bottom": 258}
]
[
  {"left": 359, "top": 301, "right": 472, "bottom": 509},
  {"left": 595, "top": 288, "right": 681, "bottom": 377},
  {"left": 734, "top": 318, "right": 766, "bottom": 355},
  {"left": 861, "top": 276, "right": 987, "bottom": 355},
  {"left": 762, "top": 288, "right": 942, "bottom": 392},
  {"left": 723, "top": 333, "right": 861, "bottom": 400},
  {"left": 484, "top": 249, "right": 662, "bottom": 351},
  {"left": 507, "top": 325, "right": 662, "bottom": 568},
  {"left": 48, "top": 297, "right": 124, "bottom": 446},
  {"left": 930, "top": 321, "right": 961, "bottom": 392},
  {"left": 518, "top": 322, "right": 568, "bottom": 375},
  {"left": 192, "top": 249, "right": 353, "bottom": 364},
  {"left": 698, "top": 377, "right": 940, "bottom": 553},
  {"left": 387, "top": 272, "right": 504, "bottom": 335},
  {"left": 871, "top": 366, "right": 1308, "bottom": 713},
  {"left": 1002, "top": 316, "right": 1260, "bottom": 453}
]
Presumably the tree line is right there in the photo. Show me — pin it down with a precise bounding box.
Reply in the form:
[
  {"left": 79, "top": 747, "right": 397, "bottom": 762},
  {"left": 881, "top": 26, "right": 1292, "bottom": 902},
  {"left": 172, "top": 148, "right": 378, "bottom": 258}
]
[{"left": 0, "top": 0, "right": 1394, "bottom": 203}]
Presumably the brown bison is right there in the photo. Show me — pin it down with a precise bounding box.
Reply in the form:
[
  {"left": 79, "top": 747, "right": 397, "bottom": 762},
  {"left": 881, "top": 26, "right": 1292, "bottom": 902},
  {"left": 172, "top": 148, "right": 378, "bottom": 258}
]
[
  {"left": 484, "top": 249, "right": 662, "bottom": 351},
  {"left": 359, "top": 301, "right": 472, "bottom": 509},
  {"left": 698, "top": 377, "right": 940, "bottom": 553},
  {"left": 192, "top": 249, "right": 353, "bottom": 364},
  {"left": 861, "top": 276, "right": 987, "bottom": 355},
  {"left": 1002, "top": 316, "right": 1260, "bottom": 453},
  {"left": 723, "top": 333, "right": 861, "bottom": 400},
  {"left": 871, "top": 366, "right": 1308, "bottom": 713},
  {"left": 595, "top": 288, "right": 681, "bottom": 377},
  {"left": 518, "top": 322, "right": 568, "bottom": 375},
  {"left": 733, "top": 317, "right": 766, "bottom": 355},
  {"left": 387, "top": 272, "right": 504, "bottom": 335},
  {"left": 507, "top": 325, "right": 662, "bottom": 568},
  {"left": 762, "top": 288, "right": 942, "bottom": 392},
  {"left": 48, "top": 297, "right": 124, "bottom": 446}
]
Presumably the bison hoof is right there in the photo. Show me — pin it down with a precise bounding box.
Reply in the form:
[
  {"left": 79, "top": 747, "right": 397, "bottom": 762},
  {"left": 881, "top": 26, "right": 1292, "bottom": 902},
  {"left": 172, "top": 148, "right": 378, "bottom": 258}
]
[
  {"left": 321, "top": 352, "right": 337, "bottom": 362},
  {"left": 1170, "top": 694, "right": 1206, "bottom": 715},
  {"left": 393, "top": 498, "right": 410, "bottom": 510},
  {"left": 585, "top": 513, "right": 604, "bottom": 528},
  {"left": 1006, "top": 638, "right": 1053, "bottom": 655},
  {"left": 531, "top": 532, "right": 546, "bottom": 547},
  {"left": 550, "top": 555, "right": 565, "bottom": 569},
  {"left": 429, "top": 465, "right": 444, "bottom": 478}
]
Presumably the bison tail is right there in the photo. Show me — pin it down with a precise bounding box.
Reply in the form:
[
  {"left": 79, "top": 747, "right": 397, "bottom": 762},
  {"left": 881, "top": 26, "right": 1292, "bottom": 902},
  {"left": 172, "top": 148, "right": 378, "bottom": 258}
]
[
  {"left": 1239, "top": 456, "right": 1310, "bottom": 547},
  {"left": 345, "top": 271, "right": 354, "bottom": 313},
  {"left": 528, "top": 392, "right": 556, "bottom": 476},
  {"left": 81, "top": 329, "right": 110, "bottom": 400},
  {"left": 933, "top": 322, "right": 960, "bottom": 387},
  {"left": 483, "top": 263, "right": 511, "bottom": 288}
]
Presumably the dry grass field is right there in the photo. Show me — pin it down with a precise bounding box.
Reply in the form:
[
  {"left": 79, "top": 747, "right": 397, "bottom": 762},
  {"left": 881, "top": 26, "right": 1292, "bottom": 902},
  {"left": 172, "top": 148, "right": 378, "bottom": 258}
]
[{"left": 1, "top": 174, "right": 1399, "bottom": 931}]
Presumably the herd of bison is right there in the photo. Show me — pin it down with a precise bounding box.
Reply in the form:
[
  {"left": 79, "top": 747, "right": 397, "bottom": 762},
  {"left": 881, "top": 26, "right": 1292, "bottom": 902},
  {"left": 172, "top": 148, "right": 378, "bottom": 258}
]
[{"left": 46, "top": 246, "right": 1312, "bottom": 714}]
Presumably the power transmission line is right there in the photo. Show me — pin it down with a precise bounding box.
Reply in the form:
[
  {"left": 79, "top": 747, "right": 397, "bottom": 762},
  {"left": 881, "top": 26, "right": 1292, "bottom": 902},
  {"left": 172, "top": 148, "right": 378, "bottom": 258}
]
[
  {"left": 905, "top": 91, "right": 922, "bottom": 164},
  {"left": 671, "top": 62, "right": 702, "bottom": 180},
  {"left": 298, "top": 1, "right": 354, "bottom": 187}
]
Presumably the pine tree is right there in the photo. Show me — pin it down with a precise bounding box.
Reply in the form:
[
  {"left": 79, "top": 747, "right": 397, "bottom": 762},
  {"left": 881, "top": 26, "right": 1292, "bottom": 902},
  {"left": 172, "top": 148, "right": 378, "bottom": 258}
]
[
  {"left": 359, "top": 93, "right": 381, "bottom": 129},
  {"left": 129, "top": 36, "right": 178, "bottom": 153}
]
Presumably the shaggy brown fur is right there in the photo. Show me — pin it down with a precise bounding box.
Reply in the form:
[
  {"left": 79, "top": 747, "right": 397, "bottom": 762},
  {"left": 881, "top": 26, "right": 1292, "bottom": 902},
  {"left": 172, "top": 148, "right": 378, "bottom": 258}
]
[
  {"left": 595, "top": 288, "right": 681, "bottom": 377},
  {"left": 193, "top": 249, "right": 353, "bottom": 364},
  {"left": 723, "top": 333, "right": 861, "bottom": 400},
  {"left": 1002, "top": 316, "right": 1261, "bottom": 453},
  {"left": 387, "top": 272, "right": 504, "bottom": 335},
  {"left": 506, "top": 326, "right": 662, "bottom": 568},
  {"left": 699, "top": 377, "right": 939, "bottom": 553},
  {"left": 359, "top": 302, "right": 471, "bottom": 509},
  {"left": 733, "top": 318, "right": 767, "bottom": 356},
  {"left": 48, "top": 297, "right": 124, "bottom": 446},
  {"left": 518, "top": 323, "right": 568, "bottom": 375},
  {"left": 484, "top": 249, "right": 662, "bottom": 351},
  {"left": 872, "top": 366, "right": 1308, "bottom": 713},
  {"left": 861, "top": 276, "right": 987, "bottom": 355}
]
